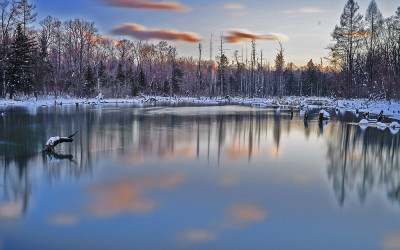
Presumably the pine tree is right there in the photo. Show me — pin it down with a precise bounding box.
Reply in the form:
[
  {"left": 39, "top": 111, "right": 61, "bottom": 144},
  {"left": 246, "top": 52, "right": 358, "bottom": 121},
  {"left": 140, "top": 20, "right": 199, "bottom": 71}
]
[
  {"left": 274, "top": 44, "right": 285, "bottom": 96},
  {"left": 9, "top": 23, "right": 36, "bottom": 98},
  {"left": 330, "top": 0, "right": 364, "bottom": 97},
  {"left": 162, "top": 79, "right": 169, "bottom": 96},
  {"left": 116, "top": 62, "right": 125, "bottom": 88},
  {"left": 83, "top": 65, "right": 95, "bottom": 97},
  {"left": 98, "top": 60, "right": 107, "bottom": 88},
  {"left": 126, "top": 66, "right": 137, "bottom": 97},
  {"left": 217, "top": 54, "right": 228, "bottom": 96},
  {"left": 138, "top": 68, "right": 146, "bottom": 93},
  {"left": 171, "top": 61, "right": 183, "bottom": 95},
  {"left": 34, "top": 31, "right": 52, "bottom": 95},
  {"left": 301, "top": 59, "right": 318, "bottom": 96},
  {"left": 284, "top": 64, "right": 296, "bottom": 96},
  {"left": 365, "top": 0, "right": 383, "bottom": 87}
]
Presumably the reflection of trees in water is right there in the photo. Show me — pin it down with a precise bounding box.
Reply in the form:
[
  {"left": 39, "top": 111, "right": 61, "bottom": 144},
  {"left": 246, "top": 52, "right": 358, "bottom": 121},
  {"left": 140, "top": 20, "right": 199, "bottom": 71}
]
[
  {"left": 326, "top": 123, "right": 400, "bottom": 206},
  {"left": 0, "top": 106, "right": 294, "bottom": 218},
  {"left": 3, "top": 106, "right": 399, "bottom": 217}
]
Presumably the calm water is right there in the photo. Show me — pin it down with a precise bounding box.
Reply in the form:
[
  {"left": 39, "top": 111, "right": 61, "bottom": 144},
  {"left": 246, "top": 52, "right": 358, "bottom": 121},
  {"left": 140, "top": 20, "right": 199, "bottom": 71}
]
[{"left": 1, "top": 104, "right": 400, "bottom": 249}]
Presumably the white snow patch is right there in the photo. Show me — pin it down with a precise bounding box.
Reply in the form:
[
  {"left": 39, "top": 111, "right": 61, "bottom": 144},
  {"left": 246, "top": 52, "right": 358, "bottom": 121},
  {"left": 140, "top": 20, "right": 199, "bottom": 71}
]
[
  {"left": 46, "top": 136, "right": 60, "bottom": 147},
  {"left": 0, "top": 96, "right": 400, "bottom": 122},
  {"left": 389, "top": 121, "right": 400, "bottom": 128},
  {"left": 377, "top": 122, "right": 387, "bottom": 128},
  {"left": 319, "top": 110, "right": 330, "bottom": 118}
]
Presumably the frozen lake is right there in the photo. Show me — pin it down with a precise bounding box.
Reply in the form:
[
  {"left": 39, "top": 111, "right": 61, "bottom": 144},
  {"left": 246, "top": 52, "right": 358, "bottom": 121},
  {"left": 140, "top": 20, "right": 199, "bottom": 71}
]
[{"left": 1, "top": 104, "right": 400, "bottom": 249}]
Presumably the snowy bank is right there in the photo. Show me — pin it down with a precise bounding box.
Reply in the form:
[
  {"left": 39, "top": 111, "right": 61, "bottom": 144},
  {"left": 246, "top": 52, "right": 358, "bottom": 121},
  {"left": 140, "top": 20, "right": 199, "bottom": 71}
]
[{"left": 1, "top": 96, "right": 400, "bottom": 121}]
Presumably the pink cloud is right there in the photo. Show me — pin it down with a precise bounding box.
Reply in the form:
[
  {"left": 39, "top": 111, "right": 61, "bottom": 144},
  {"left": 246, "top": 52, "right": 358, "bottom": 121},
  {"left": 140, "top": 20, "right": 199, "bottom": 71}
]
[
  {"left": 225, "top": 29, "right": 288, "bottom": 43},
  {"left": 94, "top": 0, "right": 192, "bottom": 12},
  {"left": 112, "top": 23, "right": 201, "bottom": 43}
]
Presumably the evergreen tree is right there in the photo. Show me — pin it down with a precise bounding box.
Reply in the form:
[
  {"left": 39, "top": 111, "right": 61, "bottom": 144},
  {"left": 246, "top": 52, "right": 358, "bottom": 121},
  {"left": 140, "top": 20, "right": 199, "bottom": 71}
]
[
  {"left": 301, "top": 59, "right": 318, "bottom": 96},
  {"left": 34, "top": 31, "right": 52, "bottom": 95},
  {"left": 116, "top": 62, "right": 125, "bottom": 89},
  {"left": 217, "top": 54, "right": 228, "bottom": 95},
  {"left": 229, "top": 75, "right": 238, "bottom": 95},
  {"left": 98, "top": 60, "right": 107, "bottom": 88},
  {"left": 138, "top": 68, "right": 146, "bottom": 93},
  {"left": 284, "top": 65, "right": 296, "bottom": 96},
  {"left": 365, "top": 0, "right": 383, "bottom": 87},
  {"left": 9, "top": 23, "right": 36, "bottom": 98},
  {"left": 126, "top": 66, "right": 137, "bottom": 96},
  {"left": 171, "top": 61, "right": 183, "bottom": 95},
  {"left": 329, "top": 0, "right": 364, "bottom": 97},
  {"left": 162, "top": 79, "right": 169, "bottom": 96},
  {"left": 274, "top": 43, "right": 285, "bottom": 96},
  {"left": 83, "top": 65, "right": 95, "bottom": 97}
]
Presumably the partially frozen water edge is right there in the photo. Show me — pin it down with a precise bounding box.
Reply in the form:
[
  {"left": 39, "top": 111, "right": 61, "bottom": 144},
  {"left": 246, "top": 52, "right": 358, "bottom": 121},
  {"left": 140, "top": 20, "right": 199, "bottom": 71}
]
[{"left": 1, "top": 95, "right": 400, "bottom": 121}]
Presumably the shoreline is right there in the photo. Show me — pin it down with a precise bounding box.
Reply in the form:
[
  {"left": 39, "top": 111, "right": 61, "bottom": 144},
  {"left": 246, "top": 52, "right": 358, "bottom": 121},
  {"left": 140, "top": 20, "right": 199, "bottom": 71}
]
[{"left": 1, "top": 95, "right": 400, "bottom": 121}]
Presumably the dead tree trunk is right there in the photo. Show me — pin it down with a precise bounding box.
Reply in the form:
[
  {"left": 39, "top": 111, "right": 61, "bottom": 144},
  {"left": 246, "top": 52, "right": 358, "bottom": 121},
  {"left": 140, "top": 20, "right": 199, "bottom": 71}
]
[{"left": 45, "top": 131, "right": 78, "bottom": 152}]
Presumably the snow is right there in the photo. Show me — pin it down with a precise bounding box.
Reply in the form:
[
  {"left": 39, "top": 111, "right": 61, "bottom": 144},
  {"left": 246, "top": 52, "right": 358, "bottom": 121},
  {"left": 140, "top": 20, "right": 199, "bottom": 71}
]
[
  {"left": 376, "top": 122, "right": 387, "bottom": 128},
  {"left": 0, "top": 95, "right": 400, "bottom": 122},
  {"left": 96, "top": 93, "right": 104, "bottom": 102},
  {"left": 390, "top": 127, "right": 400, "bottom": 135},
  {"left": 359, "top": 119, "right": 369, "bottom": 125},
  {"left": 319, "top": 110, "right": 330, "bottom": 118},
  {"left": 46, "top": 136, "right": 60, "bottom": 147},
  {"left": 389, "top": 121, "right": 400, "bottom": 128}
]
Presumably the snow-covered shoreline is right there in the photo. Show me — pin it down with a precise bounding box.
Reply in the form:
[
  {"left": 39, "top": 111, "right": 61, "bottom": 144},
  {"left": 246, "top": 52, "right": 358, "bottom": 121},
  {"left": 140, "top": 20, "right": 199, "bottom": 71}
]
[{"left": 1, "top": 95, "right": 400, "bottom": 121}]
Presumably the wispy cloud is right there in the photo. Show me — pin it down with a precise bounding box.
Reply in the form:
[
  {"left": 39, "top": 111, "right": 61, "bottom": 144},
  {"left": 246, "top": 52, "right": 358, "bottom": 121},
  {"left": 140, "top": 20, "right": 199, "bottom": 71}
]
[
  {"left": 221, "top": 3, "right": 246, "bottom": 10},
  {"left": 94, "top": 0, "right": 192, "bottom": 12},
  {"left": 281, "top": 7, "right": 325, "bottom": 14},
  {"left": 225, "top": 29, "right": 288, "bottom": 43},
  {"left": 112, "top": 23, "right": 201, "bottom": 43}
]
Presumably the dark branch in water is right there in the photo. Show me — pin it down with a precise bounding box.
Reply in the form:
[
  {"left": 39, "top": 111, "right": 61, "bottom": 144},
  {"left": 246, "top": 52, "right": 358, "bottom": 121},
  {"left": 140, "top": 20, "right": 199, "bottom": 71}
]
[
  {"left": 44, "top": 131, "right": 78, "bottom": 152},
  {"left": 44, "top": 151, "right": 75, "bottom": 163},
  {"left": 1, "top": 104, "right": 12, "bottom": 116}
]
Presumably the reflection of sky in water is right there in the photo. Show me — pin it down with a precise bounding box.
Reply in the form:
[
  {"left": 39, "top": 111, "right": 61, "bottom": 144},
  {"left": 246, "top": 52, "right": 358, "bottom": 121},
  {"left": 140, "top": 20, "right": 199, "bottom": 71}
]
[{"left": 1, "top": 104, "right": 400, "bottom": 249}]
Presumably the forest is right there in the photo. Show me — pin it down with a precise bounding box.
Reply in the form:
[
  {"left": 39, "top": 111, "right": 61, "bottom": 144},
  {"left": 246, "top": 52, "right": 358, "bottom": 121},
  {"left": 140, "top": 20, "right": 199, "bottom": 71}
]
[{"left": 0, "top": 0, "right": 399, "bottom": 100}]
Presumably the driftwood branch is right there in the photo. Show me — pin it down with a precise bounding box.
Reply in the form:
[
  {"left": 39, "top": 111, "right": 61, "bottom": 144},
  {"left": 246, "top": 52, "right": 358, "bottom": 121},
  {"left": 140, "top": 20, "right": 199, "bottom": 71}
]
[
  {"left": 1, "top": 104, "right": 12, "bottom": 116},
  {"left": 45, "top": 131, "right": 78, "bottom": 152}
]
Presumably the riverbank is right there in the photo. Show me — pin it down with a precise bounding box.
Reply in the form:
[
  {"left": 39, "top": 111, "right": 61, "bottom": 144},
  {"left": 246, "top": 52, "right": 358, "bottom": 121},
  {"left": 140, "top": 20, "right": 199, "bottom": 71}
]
[{"left": 1, "top": 95, "right": 400, "bottom": 120}]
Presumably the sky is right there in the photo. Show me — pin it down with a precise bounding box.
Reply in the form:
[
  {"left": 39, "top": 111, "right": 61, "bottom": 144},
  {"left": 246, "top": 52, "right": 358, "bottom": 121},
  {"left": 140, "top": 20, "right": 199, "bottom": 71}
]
[{"left": 34, "top": 0, "right": 400, "bottom": 66}]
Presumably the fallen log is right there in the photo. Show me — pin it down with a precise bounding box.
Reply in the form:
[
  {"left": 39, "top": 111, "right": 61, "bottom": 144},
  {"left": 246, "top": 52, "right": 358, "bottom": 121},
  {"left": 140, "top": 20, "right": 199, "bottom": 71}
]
[
  {"left": 45, "top": 131, "right": 78, "bottom": 152},
  {"left": 1, "top": 104, "right": 12, "bottom": 116}
]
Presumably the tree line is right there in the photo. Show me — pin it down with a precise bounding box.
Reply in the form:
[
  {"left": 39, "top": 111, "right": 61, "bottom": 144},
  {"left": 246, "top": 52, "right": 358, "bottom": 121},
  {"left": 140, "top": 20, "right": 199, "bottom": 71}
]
[
  {"left": 329, "top": 0, "right": 400, "bottom": 100},
  {"left": 0, "top": 0, "right": 398, "bottom": 100}
]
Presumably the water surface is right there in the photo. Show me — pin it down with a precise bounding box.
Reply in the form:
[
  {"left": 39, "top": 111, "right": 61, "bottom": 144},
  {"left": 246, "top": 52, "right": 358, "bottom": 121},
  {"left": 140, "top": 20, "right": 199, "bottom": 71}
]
[{"left": 1, "top": 104, "right": 400, "bottom": 249}]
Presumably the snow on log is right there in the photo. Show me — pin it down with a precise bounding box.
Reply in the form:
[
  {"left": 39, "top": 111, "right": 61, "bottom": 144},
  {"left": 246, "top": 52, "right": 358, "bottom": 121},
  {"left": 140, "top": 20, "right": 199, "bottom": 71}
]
[
  {"left": 318, "top": 110, "right": 330, "bottom": 122},
  {"left": 390, "top": 127, "right": 400, "bottom": 135},
  {"left": 389, "top": 122, "right": 400, "bottom": 129},
  {"left": 377, "top": 122, "right": 387, "bottom": 128},
  {"left": 45, "top": 131, "right": 78, "bottom": 152},
  {"left": 1, "top": 105, "right": 12, "bottom": 116},
  {"left": 319, "top": 110, "right": 330, "bottom": 118}
]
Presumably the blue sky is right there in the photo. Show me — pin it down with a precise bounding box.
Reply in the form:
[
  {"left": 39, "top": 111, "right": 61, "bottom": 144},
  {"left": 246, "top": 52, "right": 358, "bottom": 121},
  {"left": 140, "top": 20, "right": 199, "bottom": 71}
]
[{"left": 34, "top": 0, "right": 400, "bottom": 66}]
